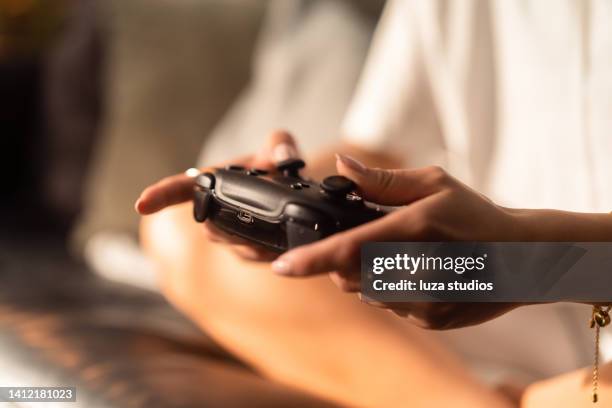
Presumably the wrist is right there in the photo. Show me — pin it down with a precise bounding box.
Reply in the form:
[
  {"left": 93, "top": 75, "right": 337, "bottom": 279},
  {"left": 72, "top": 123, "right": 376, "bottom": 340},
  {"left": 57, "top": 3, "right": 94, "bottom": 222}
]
[
  {"left": 506, "top": 208, "right": 612, "bottom": 241},
  {"left": 506, "top": 208, "right": 543, "bottom": 241},
  {"left": 496, "top": 207, "right": 537, "bottom": 241}
]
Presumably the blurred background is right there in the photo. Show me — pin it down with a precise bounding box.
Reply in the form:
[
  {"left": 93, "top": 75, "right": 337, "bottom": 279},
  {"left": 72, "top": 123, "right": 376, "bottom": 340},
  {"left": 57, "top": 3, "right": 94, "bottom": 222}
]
[
  {"left": 0, "top": 1, "right": 382, "bottom": 406},
  {"left": 1, "top": 0, "right": 72, "bottom": 233}
]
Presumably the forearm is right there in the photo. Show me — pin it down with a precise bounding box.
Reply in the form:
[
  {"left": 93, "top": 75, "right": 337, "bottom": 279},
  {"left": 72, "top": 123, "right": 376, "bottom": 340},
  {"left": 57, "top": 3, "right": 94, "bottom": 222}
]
[{"left": 511, "top": 208, "right": 612, "bottom": 241}]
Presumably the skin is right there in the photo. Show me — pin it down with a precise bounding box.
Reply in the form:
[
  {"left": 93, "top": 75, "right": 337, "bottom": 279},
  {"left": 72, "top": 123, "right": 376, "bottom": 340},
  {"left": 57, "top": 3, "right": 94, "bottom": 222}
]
[
  {"left": 522, "top": 363, "right": 612, "bottom": 407},
  {"left": 140, "top": 205, "right": 514, "bottom": 407},
  {"left": 137, "top": 131, "right": 612, "bottom": 330},
  {"left": 137, "top": 131, "right": 514, "bottom": 407},
  {"left": 271, "top": 151, "right": 612, "bottom": 329},
  {"left": 137, "top": 130, "right": 612, "bottom": 406}
]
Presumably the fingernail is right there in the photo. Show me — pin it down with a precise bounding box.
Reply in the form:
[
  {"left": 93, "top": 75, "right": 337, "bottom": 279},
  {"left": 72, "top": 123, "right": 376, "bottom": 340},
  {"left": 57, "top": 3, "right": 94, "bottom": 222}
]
[
  {"left": 135, "top": 197, "right": 147, "bottom": 213},
  {"left": 273, "top": 143, "right": 298, "bottom": 163},
  {"left": 184, "top": 167, "right": 200, "bottom": 178},
  {"left": 336, "top": 153, "right": 366, "bottom": 174},
  {"left": 271, "top": 258, "right": 293, "bottom": 275}
]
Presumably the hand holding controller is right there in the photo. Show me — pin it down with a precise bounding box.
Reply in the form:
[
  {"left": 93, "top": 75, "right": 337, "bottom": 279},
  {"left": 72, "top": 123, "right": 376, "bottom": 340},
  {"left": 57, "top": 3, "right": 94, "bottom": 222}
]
[{"left": 193, "top": 158, "right": 386, "bottom": 253}]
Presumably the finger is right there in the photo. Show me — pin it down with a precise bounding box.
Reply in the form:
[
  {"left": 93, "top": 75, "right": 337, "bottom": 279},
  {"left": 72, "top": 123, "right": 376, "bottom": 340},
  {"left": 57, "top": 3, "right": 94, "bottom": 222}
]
[
  {"left": 271, "top": 233, "right": 353, "bottom": 278},
  {"left": 335, "top": 154, "right": 450, "bottom": 206},
  {"left": 135, "top": 155, "right": 253, "bottom": 215},
  {"left": 253, "top": 129, "right": 301, "bottom": 168},
  {"left": 271, "top": 209, "right": 425, "bottom": 277},
  {"left": 135, "top": 173, "right": 196, "bottom": 215}
]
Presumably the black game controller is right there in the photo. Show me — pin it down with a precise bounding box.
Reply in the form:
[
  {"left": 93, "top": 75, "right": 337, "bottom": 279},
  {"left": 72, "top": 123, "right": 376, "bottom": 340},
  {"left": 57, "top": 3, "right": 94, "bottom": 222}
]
[{"left": 193, "top": 158, "right": 386, "bottom": 252}]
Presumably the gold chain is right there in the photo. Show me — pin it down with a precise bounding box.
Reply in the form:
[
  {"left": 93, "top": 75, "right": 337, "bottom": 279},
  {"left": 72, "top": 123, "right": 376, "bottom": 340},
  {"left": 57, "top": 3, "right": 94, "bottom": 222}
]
[{"left": 590, "top": 305, "right": 611, "bottom": 403}]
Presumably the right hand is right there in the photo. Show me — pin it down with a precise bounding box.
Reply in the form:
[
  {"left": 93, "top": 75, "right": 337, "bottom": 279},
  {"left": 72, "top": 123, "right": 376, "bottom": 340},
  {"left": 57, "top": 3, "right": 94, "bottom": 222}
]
[{"left": 135, "top": 130, "right": 302, "bottom": 262}]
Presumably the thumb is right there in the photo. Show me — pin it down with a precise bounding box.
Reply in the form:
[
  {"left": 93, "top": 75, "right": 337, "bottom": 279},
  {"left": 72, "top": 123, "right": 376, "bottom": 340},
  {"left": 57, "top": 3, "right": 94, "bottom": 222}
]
[{"left": 335, "top": 154, "right": 449, "bottom": 206}]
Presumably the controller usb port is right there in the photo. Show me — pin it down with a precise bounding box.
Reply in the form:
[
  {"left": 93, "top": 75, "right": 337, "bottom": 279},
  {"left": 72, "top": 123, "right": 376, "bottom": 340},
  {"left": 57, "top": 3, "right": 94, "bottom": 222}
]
[{"left": 237, "top": 210, "right": 254, "bottom": 224}]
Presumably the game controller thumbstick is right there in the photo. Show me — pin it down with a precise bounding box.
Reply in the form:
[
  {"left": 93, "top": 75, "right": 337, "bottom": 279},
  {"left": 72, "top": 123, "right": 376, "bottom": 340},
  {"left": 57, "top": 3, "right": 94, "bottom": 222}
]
[
  {"left": 276, "top": 158, "right": 306, "bottom": 178},
  {"left": 320, "top": 175, "right": 356, "bottom": 199}
]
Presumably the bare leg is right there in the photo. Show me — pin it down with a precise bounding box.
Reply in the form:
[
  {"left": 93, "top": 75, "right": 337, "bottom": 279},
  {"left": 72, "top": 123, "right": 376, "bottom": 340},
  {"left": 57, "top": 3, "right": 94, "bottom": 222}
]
[
  {"left": 523, "top": 362, "right": 612, "bottom": 407},
  {"left": 140, "top": 202, "right": 512, "bottom": 408}
]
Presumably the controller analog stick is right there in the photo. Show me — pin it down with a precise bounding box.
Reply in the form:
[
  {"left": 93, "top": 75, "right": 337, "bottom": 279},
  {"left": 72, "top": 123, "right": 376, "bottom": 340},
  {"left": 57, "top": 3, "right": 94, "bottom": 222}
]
[
  {"left": 320, "top": 175, "right": 356, "bottom": 199},
  {"left": 276, "top": 158, "right": 306, "bottom": 177}
]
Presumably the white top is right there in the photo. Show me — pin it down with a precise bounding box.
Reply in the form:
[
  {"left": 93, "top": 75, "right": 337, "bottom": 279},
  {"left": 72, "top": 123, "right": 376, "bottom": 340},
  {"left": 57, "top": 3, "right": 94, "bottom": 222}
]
[
  {"left": 343, "top": 0, "right": 612, "bottom": 213},
  {"left": 342, "top": 0, "right": 612, "bottom": 383}
]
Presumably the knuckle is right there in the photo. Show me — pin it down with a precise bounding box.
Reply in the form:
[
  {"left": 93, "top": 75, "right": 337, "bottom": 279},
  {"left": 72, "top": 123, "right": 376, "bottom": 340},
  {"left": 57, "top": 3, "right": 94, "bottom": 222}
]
[
  {"left": 374, "top": 169, "right": 395, "bottom": 195},
  {"left": 269, "top": 129, "right": 295, "bottom": 145},
  {"left": 425, "top": 165, "right": 450, "bottom": 186},
  {"left": 299, "top": 256, "right": 317, "bottom": 276},
  {"left": 290, "top": 247, "right": 320, "bottom": 276},
  {"left": 158, "top": 176, "right": 173, "bottom": 185}
]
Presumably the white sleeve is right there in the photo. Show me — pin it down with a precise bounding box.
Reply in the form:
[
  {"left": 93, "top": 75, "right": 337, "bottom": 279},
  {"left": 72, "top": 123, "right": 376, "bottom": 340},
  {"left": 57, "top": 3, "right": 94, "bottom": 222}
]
[{"left": 342, "top": 0, "right": 443, "bottom": 166}]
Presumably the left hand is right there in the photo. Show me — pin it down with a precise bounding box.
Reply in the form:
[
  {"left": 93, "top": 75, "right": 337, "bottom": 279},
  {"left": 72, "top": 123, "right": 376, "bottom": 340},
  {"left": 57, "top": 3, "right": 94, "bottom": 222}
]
[
  {"left": 271, "top": 154, "right": 525, "bottom": 329},
  {"left": 135, "top": 130, "right": 301, "bottom": 262}
]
